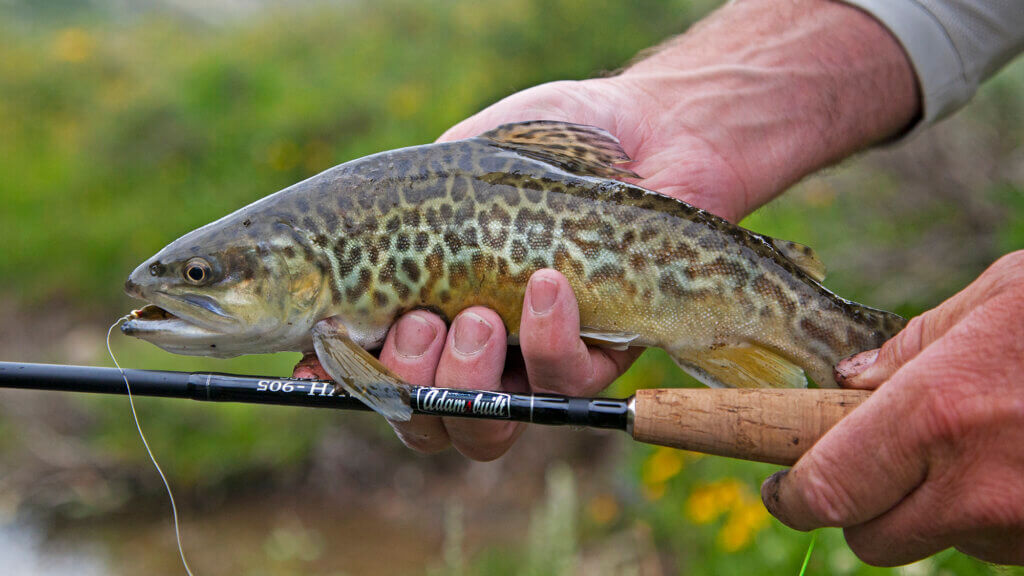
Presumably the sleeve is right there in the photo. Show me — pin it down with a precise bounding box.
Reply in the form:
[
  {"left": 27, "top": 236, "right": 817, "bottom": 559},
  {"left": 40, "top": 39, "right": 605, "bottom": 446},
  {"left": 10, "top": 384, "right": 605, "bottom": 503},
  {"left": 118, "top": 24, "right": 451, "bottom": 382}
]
[{"left": 840, "top": 0, "right": 1024, "bottom": 128}]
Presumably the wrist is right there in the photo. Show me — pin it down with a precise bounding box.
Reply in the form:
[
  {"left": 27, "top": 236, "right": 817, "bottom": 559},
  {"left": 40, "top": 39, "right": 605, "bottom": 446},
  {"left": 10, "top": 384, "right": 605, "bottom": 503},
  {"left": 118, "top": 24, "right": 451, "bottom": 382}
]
[{"left": 615, "top": 0, "right": 920, "bottom": 217}]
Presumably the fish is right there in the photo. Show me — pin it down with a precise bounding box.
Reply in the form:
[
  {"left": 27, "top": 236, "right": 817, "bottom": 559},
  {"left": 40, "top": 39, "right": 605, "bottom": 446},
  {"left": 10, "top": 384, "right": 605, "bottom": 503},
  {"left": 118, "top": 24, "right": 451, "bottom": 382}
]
[{"left": 122, "top": 121, "right": 906, "bottom": 421}]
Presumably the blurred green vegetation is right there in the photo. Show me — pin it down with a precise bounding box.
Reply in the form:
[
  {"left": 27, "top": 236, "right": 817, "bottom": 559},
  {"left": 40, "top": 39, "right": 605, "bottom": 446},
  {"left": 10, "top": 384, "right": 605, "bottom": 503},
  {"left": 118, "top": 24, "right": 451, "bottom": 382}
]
[
  {"left": 0, "top": 0, "right": 706, "bottom": 307},
  {"left": 0, "top": 0, "right": 1021, "bottom": 575}
]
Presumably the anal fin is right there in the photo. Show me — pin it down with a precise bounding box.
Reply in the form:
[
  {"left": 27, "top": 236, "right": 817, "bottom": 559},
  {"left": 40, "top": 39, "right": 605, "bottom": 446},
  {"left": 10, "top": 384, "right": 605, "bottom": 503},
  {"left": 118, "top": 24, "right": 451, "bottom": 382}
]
[
  {"left": 312, "top": 317, "right": 413, "bottom": 421},
  {"left": 673, "top": 344, "right": 807, "bottom": 389},
  {"left": 579, "top": 327, "right": 641, "bottom": 351}
]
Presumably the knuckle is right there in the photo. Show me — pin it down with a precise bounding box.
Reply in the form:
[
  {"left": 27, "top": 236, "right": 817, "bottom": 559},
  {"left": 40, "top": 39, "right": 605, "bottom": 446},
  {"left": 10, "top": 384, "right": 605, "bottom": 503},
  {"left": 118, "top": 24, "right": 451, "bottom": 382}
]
[
  {"left": 884, "top": 314, "right": 927, "bottom": 364},
  {"left": 521, "top": 335, "right": 567, "bottom": 364},
  {"left": 915, "top": 386, "right": 971, "bottom": 448},
  {"left": 992, "top": 250, "right": 1024, "bottom": 275},
  {"left": 982, "top": 251, "right": 1024, "bottom": 295}
]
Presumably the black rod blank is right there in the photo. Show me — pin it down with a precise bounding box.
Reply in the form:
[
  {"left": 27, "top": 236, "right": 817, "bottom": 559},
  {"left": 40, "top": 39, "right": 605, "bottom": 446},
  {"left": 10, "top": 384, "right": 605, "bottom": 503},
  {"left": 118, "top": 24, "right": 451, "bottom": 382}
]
[{"left": 0, "top": 362, "right": 629, "bottom": 431}]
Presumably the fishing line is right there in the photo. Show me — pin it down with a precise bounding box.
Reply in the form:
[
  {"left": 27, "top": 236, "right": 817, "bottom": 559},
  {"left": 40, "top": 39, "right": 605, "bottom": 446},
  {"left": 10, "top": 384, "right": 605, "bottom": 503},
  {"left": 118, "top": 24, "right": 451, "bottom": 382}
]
[
  {"left": 797, "top": 530, "right": 817, "bottom": 576},
  {"left": 107, "top": 316, "right": 195, "bottom": 576}
]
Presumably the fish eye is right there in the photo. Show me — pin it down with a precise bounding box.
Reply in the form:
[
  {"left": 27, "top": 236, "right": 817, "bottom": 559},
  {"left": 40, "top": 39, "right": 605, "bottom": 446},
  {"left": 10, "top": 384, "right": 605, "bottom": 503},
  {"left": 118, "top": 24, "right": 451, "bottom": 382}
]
[{"left": 183, "top": 258, "right": 212, "bottom": 285}]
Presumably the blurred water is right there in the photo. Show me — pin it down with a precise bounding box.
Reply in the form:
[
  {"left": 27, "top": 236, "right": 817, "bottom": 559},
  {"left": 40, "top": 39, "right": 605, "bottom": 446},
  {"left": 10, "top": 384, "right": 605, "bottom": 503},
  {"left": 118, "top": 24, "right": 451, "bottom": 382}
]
[
  {"left": 0, "top": 486, "right": 503, "bottom": 576},
  {"left": 0, "top": 518, "right": 109, "bottom": 576}
]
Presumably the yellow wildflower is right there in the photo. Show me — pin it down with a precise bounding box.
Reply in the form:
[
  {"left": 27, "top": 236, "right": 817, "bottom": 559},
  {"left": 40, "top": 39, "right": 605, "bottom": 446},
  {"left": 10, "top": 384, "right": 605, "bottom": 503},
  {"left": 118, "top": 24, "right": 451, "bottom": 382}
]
[
  {"left": 717, "top": 498, "right": 770, "bottom": 551},
  {"left": 587, "top": 494, "right": 620, "bottom": 526},
  {"left": 685, "top": 479, "right": 743, "bottom": 525},
  {"left": 53, "top": 28, "right": 94, "bottom": 63},
  {"left": 642, "top": 447, "right": 684, "bottom": 487}
]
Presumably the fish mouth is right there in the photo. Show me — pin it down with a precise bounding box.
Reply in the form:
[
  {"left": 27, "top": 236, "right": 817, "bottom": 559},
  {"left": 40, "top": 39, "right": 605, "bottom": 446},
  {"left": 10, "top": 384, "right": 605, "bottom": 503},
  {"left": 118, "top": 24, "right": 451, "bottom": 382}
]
[{"left": 121, "top": 304, "right": 225, "bottom": 338}]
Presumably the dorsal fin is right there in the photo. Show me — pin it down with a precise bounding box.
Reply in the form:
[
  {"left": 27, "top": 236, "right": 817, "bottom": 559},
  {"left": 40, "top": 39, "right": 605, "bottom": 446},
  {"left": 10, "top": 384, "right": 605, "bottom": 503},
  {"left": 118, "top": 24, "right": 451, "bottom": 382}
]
[
  {"left": 771, "top": 238, "right": 827, "bottom": 282},
  {"left": 479, "top": 121, "right": 639, "bottom": 179}
]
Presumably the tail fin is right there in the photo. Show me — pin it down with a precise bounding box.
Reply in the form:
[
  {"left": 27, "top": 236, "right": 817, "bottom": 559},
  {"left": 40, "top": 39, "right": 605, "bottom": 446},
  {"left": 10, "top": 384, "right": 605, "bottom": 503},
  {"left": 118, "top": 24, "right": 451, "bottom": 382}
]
[{"left": 669, "top": 304, "right": 906, "bottom": 390}]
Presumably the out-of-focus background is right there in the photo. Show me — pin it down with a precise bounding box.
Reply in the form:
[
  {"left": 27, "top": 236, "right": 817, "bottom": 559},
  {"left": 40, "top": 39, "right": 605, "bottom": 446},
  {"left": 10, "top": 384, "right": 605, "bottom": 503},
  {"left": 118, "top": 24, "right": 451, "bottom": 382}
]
[{"left": 0, "top": 0, "right": 1021, "bottom": 574}]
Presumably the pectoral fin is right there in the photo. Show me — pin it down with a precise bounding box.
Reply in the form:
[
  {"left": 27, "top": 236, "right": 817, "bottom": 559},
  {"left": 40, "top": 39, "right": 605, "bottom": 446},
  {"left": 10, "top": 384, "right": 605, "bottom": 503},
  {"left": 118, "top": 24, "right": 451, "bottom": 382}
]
[
  {"left": 479, "top": 121, "right": 639, "bottom": 179},
  {"left": 312, "top": 317, "right": 413, "bottom": 421},
  {"left": 673, "top": 344, "right": 807, "bottom": 389},
  {"left": 579, "top": 327, "right": 641, "bottom": 351}
]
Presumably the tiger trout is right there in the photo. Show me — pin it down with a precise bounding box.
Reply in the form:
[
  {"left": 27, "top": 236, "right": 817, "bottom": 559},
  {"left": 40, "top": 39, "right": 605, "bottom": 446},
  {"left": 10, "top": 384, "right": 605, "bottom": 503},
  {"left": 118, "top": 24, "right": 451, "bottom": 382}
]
[{"left": 122, "top": 121, "right": 905, "bottom": 420}]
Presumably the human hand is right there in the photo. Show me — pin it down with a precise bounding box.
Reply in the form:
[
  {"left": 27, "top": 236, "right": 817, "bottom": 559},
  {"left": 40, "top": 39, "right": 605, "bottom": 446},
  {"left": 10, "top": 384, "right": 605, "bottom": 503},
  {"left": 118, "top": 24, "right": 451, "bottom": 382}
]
[
  {"left": 296, "top": 68, "right": 778, "bottom": 458},
  {"left": 297, "top": 0, "right": 921, "bottom": 460},
  {"left": 295, "top": 74, "right": 751, "bottom": 459},
  {"left": 436, "top": 76, "right": 754, "bottom": 222},
  {"left": 294, "top": 268, "right": 639, "bottom": 460},
  {"left": 760, "top": 251, "right": 1024, "bottom": 566}
]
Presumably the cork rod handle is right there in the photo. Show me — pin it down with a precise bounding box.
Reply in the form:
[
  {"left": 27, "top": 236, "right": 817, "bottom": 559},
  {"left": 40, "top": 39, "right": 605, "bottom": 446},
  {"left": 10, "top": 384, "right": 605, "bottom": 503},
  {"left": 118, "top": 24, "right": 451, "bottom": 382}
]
[{"left": 630, "top": 388, "right": 871, "bottom": 466}]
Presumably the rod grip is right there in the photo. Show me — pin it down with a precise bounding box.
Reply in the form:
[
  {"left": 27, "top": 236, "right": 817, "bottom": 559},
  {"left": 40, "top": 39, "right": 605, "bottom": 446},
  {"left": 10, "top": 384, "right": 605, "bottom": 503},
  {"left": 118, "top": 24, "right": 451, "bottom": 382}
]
[{"left": 630, "top": 388, "right": 871, "bottom": 466}]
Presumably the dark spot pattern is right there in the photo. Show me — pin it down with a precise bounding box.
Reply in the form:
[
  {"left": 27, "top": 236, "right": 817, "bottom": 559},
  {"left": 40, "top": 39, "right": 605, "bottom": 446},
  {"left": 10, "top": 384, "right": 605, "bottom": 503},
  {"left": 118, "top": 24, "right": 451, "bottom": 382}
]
[
  {"left": 217, "top": 133, "right": 901, "bottom": 382},
  {"left": 401, "top": 258, "right": 421, "bottom": 283}
]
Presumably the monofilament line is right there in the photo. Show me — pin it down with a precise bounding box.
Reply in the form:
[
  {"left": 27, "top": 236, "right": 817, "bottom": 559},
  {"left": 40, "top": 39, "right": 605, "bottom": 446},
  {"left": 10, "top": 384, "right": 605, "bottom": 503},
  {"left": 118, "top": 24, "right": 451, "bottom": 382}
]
[{"left": 108, "top": 316, "right": 195, "bottom": 576}]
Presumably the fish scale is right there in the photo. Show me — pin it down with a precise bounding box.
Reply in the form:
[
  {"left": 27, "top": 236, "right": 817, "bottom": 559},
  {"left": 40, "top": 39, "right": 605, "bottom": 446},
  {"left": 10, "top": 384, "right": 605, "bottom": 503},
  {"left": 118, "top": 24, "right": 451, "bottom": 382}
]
[{"left": 123, "top": 121, "right": 905, "bottom": 420}]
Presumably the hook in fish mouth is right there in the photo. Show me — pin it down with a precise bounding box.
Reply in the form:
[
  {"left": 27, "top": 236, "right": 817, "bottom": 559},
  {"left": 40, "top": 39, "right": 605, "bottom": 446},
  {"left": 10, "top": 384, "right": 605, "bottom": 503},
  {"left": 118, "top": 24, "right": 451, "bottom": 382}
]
[
  {"left": 121, "top": 304, "right": 225, "bottom": 337},
  {"left": 129, "top": 304, "right": 174, "bottom": 322}
]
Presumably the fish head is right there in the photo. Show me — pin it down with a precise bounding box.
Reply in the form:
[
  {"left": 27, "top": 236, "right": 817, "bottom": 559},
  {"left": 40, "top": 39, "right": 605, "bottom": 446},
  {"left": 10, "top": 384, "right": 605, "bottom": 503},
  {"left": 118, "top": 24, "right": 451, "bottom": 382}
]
[{"left": 122, "top": 217, "right": 327, "bottom": 357}]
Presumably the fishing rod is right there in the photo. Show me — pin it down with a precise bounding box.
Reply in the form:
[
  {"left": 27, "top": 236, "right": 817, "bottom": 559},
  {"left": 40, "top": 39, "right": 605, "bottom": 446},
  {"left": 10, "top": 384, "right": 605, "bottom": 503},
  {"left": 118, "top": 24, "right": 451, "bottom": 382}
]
[{"left": 0, "top": 361, "right": 869, "bottom": 466}]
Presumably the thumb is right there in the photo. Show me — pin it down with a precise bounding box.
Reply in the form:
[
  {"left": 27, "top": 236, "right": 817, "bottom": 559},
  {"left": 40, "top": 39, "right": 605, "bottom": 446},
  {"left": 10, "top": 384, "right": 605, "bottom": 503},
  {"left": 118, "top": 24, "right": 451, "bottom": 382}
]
[
  {"left": 836, "top": 312, "right": 948, "bottom": 390},
  {"left": 834, "top": 253, "right": 1020, "bottom": 389},
  {"left": 835, "top": 279, "right": 994, "bottom": 389}
]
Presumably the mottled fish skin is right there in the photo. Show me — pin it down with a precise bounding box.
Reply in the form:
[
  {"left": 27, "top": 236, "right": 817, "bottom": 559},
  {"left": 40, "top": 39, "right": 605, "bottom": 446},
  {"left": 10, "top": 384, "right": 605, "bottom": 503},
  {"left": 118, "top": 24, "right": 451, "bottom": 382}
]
[
  {"left": 150, "top": 132, "right": 902, "bottom": 387},
  {"left": 125, "top": 122, "right": 905, "bottom": 390}
]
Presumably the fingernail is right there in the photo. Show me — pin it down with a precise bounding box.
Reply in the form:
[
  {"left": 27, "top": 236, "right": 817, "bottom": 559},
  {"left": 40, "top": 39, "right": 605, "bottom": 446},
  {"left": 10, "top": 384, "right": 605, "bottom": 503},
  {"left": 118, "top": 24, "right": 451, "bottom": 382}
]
[
  {"left": 761, "top": 469, "right": 788, "bottom": 516},
  {"left": 453, "top": 312, "right": 492, "bottom": 355},
  {"left": 529, "top": 276, "right": 559, "bottom": 315},
  {"left": 395, "top": 313, "right": 438, "bottom": 358},
  {"left": 834, "top": 349, "right": 879, "bottom": 382}
]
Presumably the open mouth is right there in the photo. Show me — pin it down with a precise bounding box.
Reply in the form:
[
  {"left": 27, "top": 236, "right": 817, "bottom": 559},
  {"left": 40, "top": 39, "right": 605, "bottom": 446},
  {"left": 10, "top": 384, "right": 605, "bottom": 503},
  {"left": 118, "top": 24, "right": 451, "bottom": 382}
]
[
  {"left": 121, "top": 304, "right": 222, "bottom": 338},
  {"left": 130, "top": 304, "right": 176, "bottom": 322}
]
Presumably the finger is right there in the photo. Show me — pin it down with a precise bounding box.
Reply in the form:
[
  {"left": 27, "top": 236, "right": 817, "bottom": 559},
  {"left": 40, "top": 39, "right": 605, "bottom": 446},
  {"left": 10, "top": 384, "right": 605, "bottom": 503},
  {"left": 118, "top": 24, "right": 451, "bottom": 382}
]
[
  {"left": 435, "top": 85, "right": 575, "bottom": 143},
  {"left": 833, "top": 348, "right": 880, "bottom": 389},
  {"left": 378, "top": 311, "right": 450, "bottom": 454},
  {"left": 292, "top": 352, "right": 330, "bottom": 380},
  {"left": 842, "top": 480, "right": 955, "bottom": 566},
  {"left": 838, "top": 268, "right": 1006, "bottom": 389},
  {"left": 956, "top": 531, "right": 1024, "bottom": 566},
  {"left": 761, "top": 375, "right": 927, "bottom": 531},
  {"left": 435, "top": 307, "right": 524, "bottom": 461},
  {"left": 519, "top": 269, "right": 637, "bottom": 397}
]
